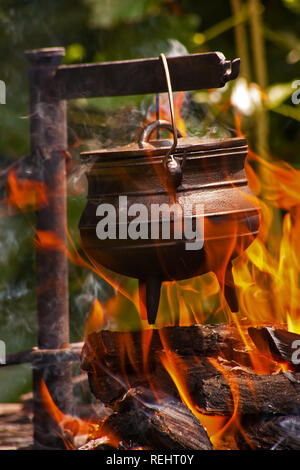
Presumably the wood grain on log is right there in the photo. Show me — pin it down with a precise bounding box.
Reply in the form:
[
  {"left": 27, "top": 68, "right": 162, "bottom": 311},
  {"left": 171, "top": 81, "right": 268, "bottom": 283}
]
[
  {"left": 188, "top": 363, "right": 300, "bottom": 415},
  {"left": 81, "top": 325, "right": 243, "bottom": 365},
  {"left": 81, "top": 324, "right": 300, "bottom": 416},
  {"left": 101, "top": 388, "right": 213, "bottom": 450},
  {"left": 81, "top": 325, "right": 246, "bottom": 406},
  {"left": 238, "top": 415, "right": 300, "bottom": 450},
  {"left": 248, "top": 326, "right": 300, "bottom": 371}
]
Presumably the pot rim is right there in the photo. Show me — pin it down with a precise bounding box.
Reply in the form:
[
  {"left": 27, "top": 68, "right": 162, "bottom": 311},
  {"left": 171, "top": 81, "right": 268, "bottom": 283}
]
[{"left": 80, "top": 135, "right": 247, "bottom": 162}]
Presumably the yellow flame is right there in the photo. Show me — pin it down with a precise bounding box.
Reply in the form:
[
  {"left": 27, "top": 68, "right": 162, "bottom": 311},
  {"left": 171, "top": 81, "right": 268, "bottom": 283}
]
[{"left": 84, "top": 298, "right": 104, "bottom": 338}]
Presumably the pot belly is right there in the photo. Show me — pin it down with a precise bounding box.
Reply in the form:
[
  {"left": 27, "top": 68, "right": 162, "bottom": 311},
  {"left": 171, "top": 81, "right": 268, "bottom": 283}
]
[{"left": 79, "top": 210, "right": 260, "bottom": 282}]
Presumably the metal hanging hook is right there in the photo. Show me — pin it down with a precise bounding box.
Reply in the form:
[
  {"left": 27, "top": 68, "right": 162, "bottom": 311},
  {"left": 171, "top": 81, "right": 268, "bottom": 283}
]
[
  {"left": 138, "top": 53, "right": 185, "bottom": 190},
  {"left": 159, "top": 53, "right": 185, "bottom": 191},
  {"left": 159, "top": 53, "right": 178, "bottom": 161}
]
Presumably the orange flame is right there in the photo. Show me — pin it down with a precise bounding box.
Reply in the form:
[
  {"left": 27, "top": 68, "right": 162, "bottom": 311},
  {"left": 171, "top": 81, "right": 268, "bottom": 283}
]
[
  {"left": 159, "top": 333, "right": 256, "bottom": 449},
  {"left": 84, "top": 298, "right": 104, "bottom": 339},
  {"left": 159, "top": 345, "right": 227, "bottom": 448},
  {"left": 33, "top": 229, "right": 140, "bottom": 318},
  {"left": 40, "top": 380, "right": 120, "bottom": 449},
  {"left": 233, "top": 161, "right": 300, "bottom": 332},
  {"left": 148, "top": 91, "right": 187, "bottom": 137},
  {"left": 4, "top": 169, "right": 48, "bottom": 211},
  {"left": 207, "top": 357, "right": 254, "bottom": 449},
  {"left": 246, "top": 150, "right": 300, "bottom": 210},
  {"left": 40, "top": 380, "right": 95, "bottom": 445},
  {"left": 234, "top": 111, "right": 244, "bottom": 138}
]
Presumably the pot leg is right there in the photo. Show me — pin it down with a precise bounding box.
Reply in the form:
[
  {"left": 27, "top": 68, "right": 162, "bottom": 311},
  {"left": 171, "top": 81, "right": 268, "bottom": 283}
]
[
  {"left": 139, "top": 277, "right": 162, "bottom": 325},
  {"left": 215, "top": 264, "right": 239, "bottom": 313}
]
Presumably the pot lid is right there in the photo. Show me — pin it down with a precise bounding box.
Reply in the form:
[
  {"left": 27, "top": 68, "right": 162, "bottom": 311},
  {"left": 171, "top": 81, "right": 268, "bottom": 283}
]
[{"left": 80, "top": 120, "right": 247, "bottom": 162}]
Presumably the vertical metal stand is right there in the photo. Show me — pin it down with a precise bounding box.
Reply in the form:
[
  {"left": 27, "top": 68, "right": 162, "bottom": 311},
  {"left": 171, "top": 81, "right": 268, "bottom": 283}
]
[{"left": 25, "top": 48, "right": 72, "bottom": 448}]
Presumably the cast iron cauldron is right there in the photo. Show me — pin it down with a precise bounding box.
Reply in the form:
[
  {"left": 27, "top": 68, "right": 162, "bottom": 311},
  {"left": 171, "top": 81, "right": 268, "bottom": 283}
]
[
  {"left": 79, "top": 55, "right": 260, "bottom": 324},
  {"left": 79, "top": 124, "right": 260, "bottom": 324}
]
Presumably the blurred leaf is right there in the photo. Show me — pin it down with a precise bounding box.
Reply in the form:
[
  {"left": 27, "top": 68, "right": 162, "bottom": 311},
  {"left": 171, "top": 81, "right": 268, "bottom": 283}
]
[
  {"left": 191, "top": 2, "right": 255, "bottom": 48},
  {"left": 264, "top": 26, "right": 300, "bottom": 53},
  {"left": 64, "top": 43, "right": 85, "bottom": 64},
  {"left": 282, "top": 0, "right": 300, "bottom": 14},
  {"left": 84, "top": 0, "right": 161, "bottom": 29},
  {"left": 0, "top": 365, "right": 31, "bottom": 403},
  {"left": 266, "top": 81, "right": 295, "bottom": 109},
  {"left": 73, "top": 95, "right": 146, "bottom": 112},
  {"left": 0, "top": 107, "right": 30, "bottom": 159},
  {"left": 272, "top": 103, "right": 300, "bottom": 122}
]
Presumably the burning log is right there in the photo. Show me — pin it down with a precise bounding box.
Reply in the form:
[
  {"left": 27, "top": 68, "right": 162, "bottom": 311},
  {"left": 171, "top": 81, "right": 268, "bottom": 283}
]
[
  {"left": 248, "top": 326, "right": 300, "bottom": 371},
  {"left": 237, "top": 415, "right": 300, "bottom": 450},
  {"left": 81, "top": 324, "right": 252, "bottom": 405},
  {"left": 81, "top": 324, "right": 247, "bottom": 371},
  {"left": 83, "top": 352, "right": 300, "bottom": 415},
  {"left": 189, "top": 365, "right": 300, "bottom": 415},
  {"left": 100, "top": 388, "right": 213, "bottom": 450},
  {"left": 81, "top": 325, "right": 300, "bottom": 416}
]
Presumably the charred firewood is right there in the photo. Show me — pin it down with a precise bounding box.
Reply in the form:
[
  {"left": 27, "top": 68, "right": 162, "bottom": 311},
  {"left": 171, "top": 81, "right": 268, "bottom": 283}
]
[
  {"left": 237, "top": 415, "right": 300, "bottom": 450},
  {"left": 81, "top": 325, "right": 296, "bottom": 414},
  {"left": 81, "top": 325, "right": 248, "bottom": 406},
  {"left": 248, "top": 326, "right": 300, "bottom": 371},
  {"left": 81, "top": 324, "right": 249, "bottom": 373},
  {"left": 100, "top": 387, "right": 213, "bottom": 450},
  {"left": 85, "top": 356, "right": 300, "bottom": 415},
  {"left": 187, "top": 362, "right": 300, "bottom": 415}
]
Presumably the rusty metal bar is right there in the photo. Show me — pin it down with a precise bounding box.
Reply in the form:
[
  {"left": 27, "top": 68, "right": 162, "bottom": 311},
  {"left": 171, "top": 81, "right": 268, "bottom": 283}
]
[
  {"left": 25, "top": 47, "right": 72, "bottom": 449},
  {"left": 48, "top": 52, "right": 240, "bottom": 100},
  {"left": 2, "top": 343, "right": 83, "bottom": 367}
]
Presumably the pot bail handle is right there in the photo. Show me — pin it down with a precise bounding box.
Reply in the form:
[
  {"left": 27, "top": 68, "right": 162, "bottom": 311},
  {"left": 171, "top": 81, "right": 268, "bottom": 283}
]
[
  {"left": 159, "top": 52, "right": 178, "bottom": 161},
  {"left": 138, "top": 53, "right": 180, "bottom": 161},
  {"left": 138, "top": 53, "right": 186, "bottom": 192},
  {"left": 139, "top": 54, "right": 185, "bottom": 173},
  {"left": 138, "top": 119, "right": 182, "bottom": 148}
]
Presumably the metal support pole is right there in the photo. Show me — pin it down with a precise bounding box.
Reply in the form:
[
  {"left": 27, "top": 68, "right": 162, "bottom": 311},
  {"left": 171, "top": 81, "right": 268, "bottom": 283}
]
[{"left": 25, "top": 48, "right": 72, "bottom": 448}]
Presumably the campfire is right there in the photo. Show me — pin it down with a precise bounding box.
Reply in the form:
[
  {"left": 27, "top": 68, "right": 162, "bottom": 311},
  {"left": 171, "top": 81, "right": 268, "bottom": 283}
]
[{"left": 2, "top": 46, "right": 300, "bottom": 452}]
